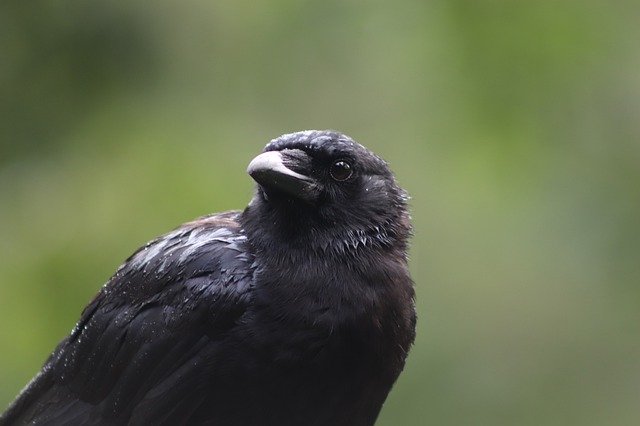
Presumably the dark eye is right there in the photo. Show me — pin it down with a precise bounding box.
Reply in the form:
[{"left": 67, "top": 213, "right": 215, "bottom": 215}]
[{"left": 329, "top": 160, "right": 353, "bottom": 181}]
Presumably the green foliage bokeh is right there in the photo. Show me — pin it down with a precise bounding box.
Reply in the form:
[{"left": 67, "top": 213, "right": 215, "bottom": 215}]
[{"left": 1, "top": 1, "right": 639, "bottom": 424}]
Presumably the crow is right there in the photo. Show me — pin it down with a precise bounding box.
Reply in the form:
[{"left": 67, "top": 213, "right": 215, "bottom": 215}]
[{"left": 1, "top": 130, "right": 416, "bottom": 426}]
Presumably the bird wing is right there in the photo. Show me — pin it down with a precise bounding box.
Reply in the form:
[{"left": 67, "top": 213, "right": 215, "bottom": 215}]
[{"left": 1, "top": 212, "right": 254, "bottom": 425}]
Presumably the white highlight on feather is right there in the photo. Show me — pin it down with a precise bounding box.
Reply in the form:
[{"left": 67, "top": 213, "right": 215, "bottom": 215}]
[
  {"left": 267, "top": 130, "right": 318, "bottom": 148},
  {"left": 177, "top": 228, "right": 226, "bottom": 262},
  {"left": 131, "top": 227, "right": 235, "bottom": 271},
  {"left": 131, "top": 238, "right": 170, "bottom": 268}
]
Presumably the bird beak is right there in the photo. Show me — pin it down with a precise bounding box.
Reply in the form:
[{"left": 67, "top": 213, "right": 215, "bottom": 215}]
[{"left": 247, "top": 150, "right": 319, "bottom": 203}]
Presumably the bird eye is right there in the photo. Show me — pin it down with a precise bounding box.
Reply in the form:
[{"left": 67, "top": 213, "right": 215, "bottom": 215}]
[{"left": 329, "top": 160, "right": 353, "bottom": 181}]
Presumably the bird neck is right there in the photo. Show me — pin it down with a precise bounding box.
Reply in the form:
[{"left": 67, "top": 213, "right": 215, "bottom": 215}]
[{"left": 240, "top": 202, "right": 409, "bottom": 263}]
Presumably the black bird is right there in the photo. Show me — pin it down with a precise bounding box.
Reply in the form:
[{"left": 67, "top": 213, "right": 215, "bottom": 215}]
[{"left": 1, "top": 130, "right": 416, "bottom": 426}]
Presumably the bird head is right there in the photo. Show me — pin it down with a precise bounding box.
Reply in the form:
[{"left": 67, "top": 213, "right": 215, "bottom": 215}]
[{"left": 244, "top": 130, "right": 411, "bottom": 255}]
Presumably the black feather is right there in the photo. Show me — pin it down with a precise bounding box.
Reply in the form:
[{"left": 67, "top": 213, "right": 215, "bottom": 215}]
[{"left": 1, "top": 130, "right": 416, "bottom": 426}]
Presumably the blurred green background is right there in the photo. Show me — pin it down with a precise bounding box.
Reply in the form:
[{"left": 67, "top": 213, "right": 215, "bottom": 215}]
[{"left": 1, "top": 1, "right": 639, "bottom": 424}]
